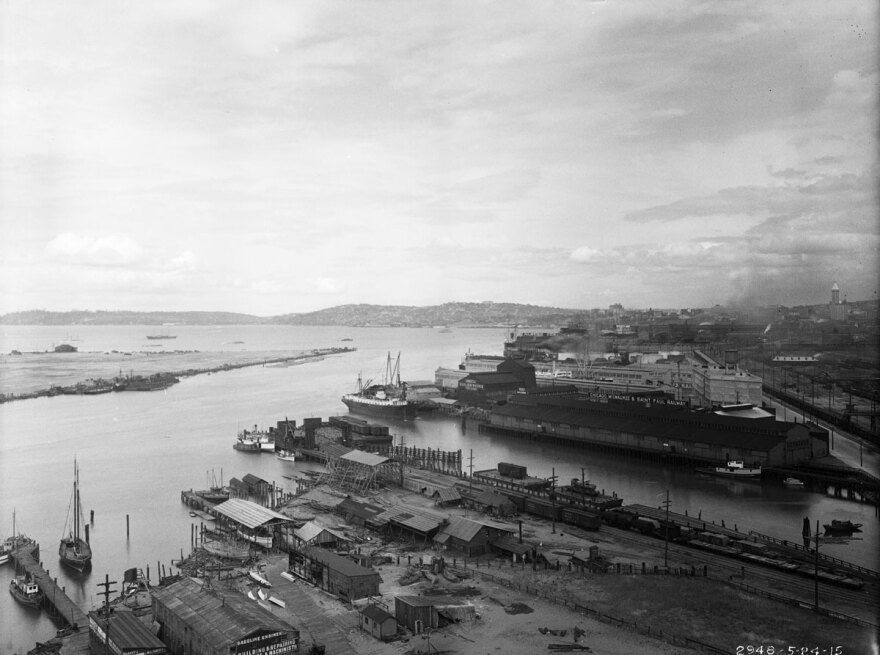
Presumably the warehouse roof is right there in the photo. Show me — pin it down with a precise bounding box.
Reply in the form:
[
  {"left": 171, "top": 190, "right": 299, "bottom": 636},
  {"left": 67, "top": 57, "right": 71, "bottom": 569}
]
[
  {"left": 340, "top": 450, "right": 389, "bottom": 467},
  {"left": 91, "top": 610, "right": 166, "bottom": 650},
  {"left": 214, "top": 498, "right": 291, "bottom": 529},
  {"left": 152, "top": 578, "right": 297, "bottom": 650},
  {"left": 361, "top": 604, "right": 395, "bottom": 624},
  {"left": 322, "top": 442, "right": 353, "bottom": 460},
  {"left": 474, "top": 489, "right": 514, "bottom": 507},
  {"left": 464, "top": 372, "right": 521, "bottom": 386}
]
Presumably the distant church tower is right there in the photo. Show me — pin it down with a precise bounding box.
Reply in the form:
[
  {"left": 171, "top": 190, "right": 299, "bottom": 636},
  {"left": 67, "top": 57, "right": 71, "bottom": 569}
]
[{"left": 830, "top": 282, "right": 846, "bottom": 320}]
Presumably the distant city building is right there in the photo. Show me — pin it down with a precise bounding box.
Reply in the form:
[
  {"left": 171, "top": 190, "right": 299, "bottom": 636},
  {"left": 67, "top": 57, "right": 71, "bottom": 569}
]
[
  {"left": 829, "top": 282, "right": 847, "bottom": 321},
  {"left": 692, "top": 365, "right": 763, "bottom": 407}
]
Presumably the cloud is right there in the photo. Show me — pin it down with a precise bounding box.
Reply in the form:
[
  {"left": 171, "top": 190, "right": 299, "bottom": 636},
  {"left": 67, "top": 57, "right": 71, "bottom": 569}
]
[{"left": 45, "top": 234, "right": 145, "bottom": 267}]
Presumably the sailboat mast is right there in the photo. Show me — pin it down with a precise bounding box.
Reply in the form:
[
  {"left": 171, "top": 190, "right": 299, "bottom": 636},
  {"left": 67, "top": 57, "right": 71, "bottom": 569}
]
[{"left": 74, "top": 461, "right": 79, "bottom": 541}]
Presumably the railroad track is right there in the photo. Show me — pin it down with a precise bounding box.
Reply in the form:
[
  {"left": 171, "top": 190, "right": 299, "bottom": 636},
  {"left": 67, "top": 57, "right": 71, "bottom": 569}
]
[{"left": 594, "top": 525, "right": 878, "bottom": 625}]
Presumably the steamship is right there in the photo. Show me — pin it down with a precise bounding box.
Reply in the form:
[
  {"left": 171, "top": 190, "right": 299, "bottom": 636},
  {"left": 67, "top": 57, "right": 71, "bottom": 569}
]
[{"left": 341, "top": 352, "right": 421, "bottom": 420}]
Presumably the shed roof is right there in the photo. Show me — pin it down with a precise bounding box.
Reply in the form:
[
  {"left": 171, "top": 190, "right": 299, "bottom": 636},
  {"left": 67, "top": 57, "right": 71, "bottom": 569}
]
[
  {"left": 337, "top": 498, "right": 385, "bottom": 522},
  {"left": 440, "top": 516, "right": 514, "bottom": 543},
  {"left": 474, "top": 489, "right": 514, "bottom": 507},
  {"left": 433, "top": 487, "right": 462, "bottom": 503},
  {"left": 361, "top": 604, "right": 395, "bottom": 624},
  {"left": 302, "top": 547, "right": 381, "bottom": 580},
  {"left": 490, "top": 534, "right": 533, "bottom": 555},
  {"left": 242, "top": 473, "right": 268, "bottom": 486},
  {"left": 322, "top": 442, "right": 353, "bottom": 460},
  {"left": 294, "top": 521, "right": 348, "bottom": 544},
  {"left": 371, "top": 505, "right": 446, "bottom": 534},
  {"left": 214, "top": 498, "right": 292, "bottom": 529},
  {"left": 152, "top": 578, "right": 297, "bottom": 649},
  {"left": 340, "top": 450, "right": 389, "bottom": 467}
]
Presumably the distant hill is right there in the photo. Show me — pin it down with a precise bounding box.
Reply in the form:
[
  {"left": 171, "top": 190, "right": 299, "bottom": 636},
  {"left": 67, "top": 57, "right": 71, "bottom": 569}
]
[
  {"left": 267, "top": 302, "right": 583, "bottom": 327},
  {"left": 0, "top": 310, "right": 263, "bottom": 326},
  {"left": 0, "top": 303, "right": 585, "bottom": 327}
]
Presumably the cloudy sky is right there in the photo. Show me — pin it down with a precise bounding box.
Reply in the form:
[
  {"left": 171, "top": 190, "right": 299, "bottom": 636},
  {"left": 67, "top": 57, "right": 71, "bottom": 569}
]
[{"left": 1, "top": 1, "right": 877, "bottom": 315}]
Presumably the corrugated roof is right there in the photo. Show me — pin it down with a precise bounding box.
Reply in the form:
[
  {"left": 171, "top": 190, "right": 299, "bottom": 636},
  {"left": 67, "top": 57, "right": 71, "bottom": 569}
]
[
  {"left": 152, "top": 578, "right": 297, "bottom": 650},
  {"left": 340, "top": 450, "right": 389, "bottom": 467},
  {"left": 302, "top": 546, "right": 381, "bottom": 580},
  {"left": 433, "top": 487, "right": 461, "bottom": 503},
  {"left": 97, "top": 610, "right": 166, "bottom": 649},
  {"left": 214, "top": 498, "right": 292, "bottom": 529}
]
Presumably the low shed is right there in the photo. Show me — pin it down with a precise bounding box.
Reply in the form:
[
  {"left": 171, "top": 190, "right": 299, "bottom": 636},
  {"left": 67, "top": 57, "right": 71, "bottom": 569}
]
[{"left": 359, "top": 604, "right": 397, "bottom": 641}]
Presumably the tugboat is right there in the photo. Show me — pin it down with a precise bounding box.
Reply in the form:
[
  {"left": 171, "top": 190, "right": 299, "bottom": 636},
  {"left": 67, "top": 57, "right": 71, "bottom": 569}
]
[
  {"left": 59, "top": 460, "right": 92, "bottom": 571},
  {"left": 9, "top": 573, "right": 42, "bottom": 608},
  {"left": 823, "top": 519, "right": 863, "bottom": 535}
]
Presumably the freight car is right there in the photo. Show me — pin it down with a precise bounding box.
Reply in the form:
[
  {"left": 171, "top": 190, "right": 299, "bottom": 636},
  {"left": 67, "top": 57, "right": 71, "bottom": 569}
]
[
  {"left": 524, "top": 497, "right": 563, "bottom": 520},
  {"left": 560, "top": 507, "right": 602, "bottom": 531}
]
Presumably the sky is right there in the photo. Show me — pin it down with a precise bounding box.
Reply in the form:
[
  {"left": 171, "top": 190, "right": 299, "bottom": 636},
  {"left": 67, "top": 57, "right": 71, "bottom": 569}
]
[{"left": 1, "top": 1, "right": 877, "bottom": 316}]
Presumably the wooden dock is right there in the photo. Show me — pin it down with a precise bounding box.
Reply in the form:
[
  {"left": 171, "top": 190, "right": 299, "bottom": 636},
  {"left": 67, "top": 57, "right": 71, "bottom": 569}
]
[{"left": 10, "top": 541, "right": 91, "bottom": 653}]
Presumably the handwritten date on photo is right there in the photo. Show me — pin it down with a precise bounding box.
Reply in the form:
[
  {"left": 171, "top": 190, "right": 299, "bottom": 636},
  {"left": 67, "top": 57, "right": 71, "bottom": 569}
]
[{"left": 736, "top": 648, "right": 843, "bottom": 655}]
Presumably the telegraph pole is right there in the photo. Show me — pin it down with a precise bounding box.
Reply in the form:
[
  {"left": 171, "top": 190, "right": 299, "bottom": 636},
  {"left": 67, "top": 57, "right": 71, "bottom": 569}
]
[
  {"left": 550, "top": 467, "right": 558, "bottom": 534},
  {"left": 662, "top": 490, "right": 671, "bottom": 570},
  {"left": 466, "top": 449, "right": 474, "bottom": 517},
  {"left": 97, "top": 573, "right": 118, "bottom": 647},
  {"left": 813, "top": 519, "right": 820, "bottom": 612}
]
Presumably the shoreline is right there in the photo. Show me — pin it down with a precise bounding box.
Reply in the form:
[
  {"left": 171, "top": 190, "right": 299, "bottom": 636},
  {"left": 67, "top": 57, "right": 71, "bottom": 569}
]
[{"left": 0, "top": 346, "right": 356, "bottom": 404}]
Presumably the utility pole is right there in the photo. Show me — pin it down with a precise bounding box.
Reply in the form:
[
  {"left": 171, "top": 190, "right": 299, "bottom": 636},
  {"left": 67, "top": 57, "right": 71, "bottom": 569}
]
[
  {"left": 662, "top": 490, "right": 671, "bottom": 570},
  {"left": 97, "top": 573, "right": 118, "bottom": 648},
  {"left": 466, "top": 449, "right": 474, "bottom": 517},
  {"left": 549, "top": 467, "right": 558, "bottom": 534},
  {"left": 399, "top": 434, "right": 405, "bottom": 488},
  {"left": 813, "top": 519, "right": 820, "bottom": 612}
]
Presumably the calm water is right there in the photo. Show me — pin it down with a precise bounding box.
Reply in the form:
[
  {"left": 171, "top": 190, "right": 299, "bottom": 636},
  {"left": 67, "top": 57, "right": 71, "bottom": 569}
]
[{"left": 0, "top": 325, "right": 877, "bottom": 653}]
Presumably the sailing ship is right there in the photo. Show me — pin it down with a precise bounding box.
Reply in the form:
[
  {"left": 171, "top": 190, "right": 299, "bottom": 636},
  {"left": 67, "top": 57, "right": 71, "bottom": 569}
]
[
  {"left": 59, "top": 460, "right": 92, "bottom": 571},
  {"left": 341, "top": 352, "right": 421, "bottom": 420}
]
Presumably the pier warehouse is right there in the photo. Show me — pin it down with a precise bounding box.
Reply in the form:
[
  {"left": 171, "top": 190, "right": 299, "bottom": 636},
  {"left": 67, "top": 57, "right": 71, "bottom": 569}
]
[
  {"left": 152, "top": 578, "right": 299, "bottom": 655},
  {"left": 481, "top": 393, "right": 828, "bottom": 467}
]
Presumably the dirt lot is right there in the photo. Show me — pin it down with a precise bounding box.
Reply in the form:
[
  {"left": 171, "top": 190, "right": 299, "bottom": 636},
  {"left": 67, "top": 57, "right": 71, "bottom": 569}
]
[{"left": 270, "top": 480, "right": 880, "bottom": 655}]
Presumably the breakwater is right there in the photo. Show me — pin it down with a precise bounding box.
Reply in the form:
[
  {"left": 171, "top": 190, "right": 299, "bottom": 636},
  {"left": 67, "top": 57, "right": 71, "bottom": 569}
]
[{"left": 0, "top": 347, "right": 355, "bottom": 404}]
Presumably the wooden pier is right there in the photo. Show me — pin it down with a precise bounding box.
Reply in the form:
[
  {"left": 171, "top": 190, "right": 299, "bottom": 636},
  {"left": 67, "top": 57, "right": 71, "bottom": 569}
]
[{"left": 10, "top": 541, "right": 91, "bottom": 653}]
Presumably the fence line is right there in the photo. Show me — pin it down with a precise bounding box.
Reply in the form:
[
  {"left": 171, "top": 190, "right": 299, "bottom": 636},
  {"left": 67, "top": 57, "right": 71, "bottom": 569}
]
[{"left": 448, "top": 566, "right": 728, "bottom": 654}]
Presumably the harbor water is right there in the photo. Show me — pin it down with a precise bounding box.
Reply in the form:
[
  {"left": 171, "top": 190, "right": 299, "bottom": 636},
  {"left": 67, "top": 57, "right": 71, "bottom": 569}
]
[{"left": 0, "top": 325, "right": 877, "bottom": 653}]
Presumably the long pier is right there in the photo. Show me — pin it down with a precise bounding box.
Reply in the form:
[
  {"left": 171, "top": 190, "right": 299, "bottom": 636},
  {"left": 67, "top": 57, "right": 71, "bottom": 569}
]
[{"left": 10, "top": 541, "right": 91, "bottom": 653}]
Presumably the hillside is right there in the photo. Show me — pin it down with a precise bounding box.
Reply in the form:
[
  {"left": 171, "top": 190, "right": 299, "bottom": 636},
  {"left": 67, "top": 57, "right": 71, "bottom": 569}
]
[{"left": 0, "top": 303, "right": 585, "bottom": 327}]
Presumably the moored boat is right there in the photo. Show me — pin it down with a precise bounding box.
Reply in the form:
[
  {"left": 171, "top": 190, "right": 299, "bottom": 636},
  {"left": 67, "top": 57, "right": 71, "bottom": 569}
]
[
  {"left": 341, "top": 352, "right": 420, "bottom": 420},
  {"left": 695, "top": 460, "right": 762, "bottom": 479},
  {"left": 823, "top": 519, "right": 863, "bottom": 535},
  {"left": 59, "top": 460, "right": 92, "bottom": 571},
  {"left": 9, "top": 573, "right": 42, "bottom": 608},
  {"left": 233, "top": 427, "right": 272, "bottom": 453},
  {"left": 276, "top": 450, "right": 296, "bottom": 463},
  {"left": 782, "top": 476, "right": 805, "bottom": 487}
]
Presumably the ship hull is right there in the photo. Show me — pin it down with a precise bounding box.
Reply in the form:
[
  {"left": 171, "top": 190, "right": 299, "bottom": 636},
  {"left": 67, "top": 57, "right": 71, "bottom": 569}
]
[
  {"left": 59, "top": 537, "right": 92, "bottom": 571},
  {"left": 341, "top": 397, "right": 417, "bottom": 420}
]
